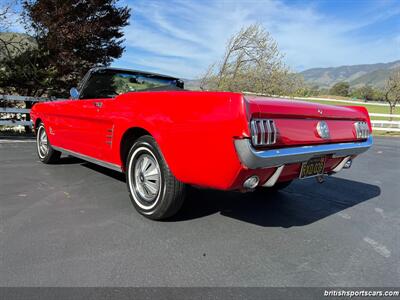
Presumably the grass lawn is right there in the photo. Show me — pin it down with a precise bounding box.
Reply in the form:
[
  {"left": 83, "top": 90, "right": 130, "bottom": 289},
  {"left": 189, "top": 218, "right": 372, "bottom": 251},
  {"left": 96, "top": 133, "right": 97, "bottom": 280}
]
[
  {"left": 303, "top": 98, "right": 399, "bottom": 118},
  {"left": 300, "top": 98, "right": 399, "bottom": 136}
]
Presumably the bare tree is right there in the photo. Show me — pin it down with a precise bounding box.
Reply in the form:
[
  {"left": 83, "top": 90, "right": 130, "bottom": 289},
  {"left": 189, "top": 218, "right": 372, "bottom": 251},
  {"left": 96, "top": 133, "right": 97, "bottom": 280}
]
[
  {"left": 0, "top": 1, "right": 13, "bottom": 31},
  {"left": 384, "top": 69, "right": 400, "bottom": 120},
  {"left": 0, "top": 1, "right": 32, "bottom": 61},
  {"left": 200, "top": 24, "right": 294, "bottom": 95},
  {"left": 199, "top": 63, "right": 216, "bottom": 91}
]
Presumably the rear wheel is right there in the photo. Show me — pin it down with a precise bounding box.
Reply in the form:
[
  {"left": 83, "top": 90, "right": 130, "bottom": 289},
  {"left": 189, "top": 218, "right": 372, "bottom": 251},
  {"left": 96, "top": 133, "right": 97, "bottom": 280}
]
[
  {"left": 126, "top": 135, "right": 185, "bottom": 220},
  {"left": 36, "top": 123, "right": 61, "bottom": 164}
]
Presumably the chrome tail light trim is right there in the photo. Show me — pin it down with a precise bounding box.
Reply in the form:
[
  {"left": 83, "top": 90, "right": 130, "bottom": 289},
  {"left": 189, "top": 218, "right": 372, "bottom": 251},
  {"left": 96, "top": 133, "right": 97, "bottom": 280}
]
[
  {"left": 354, "top": 121, "right": 370, "bottom": 139},
  {"left": 250, "top": 119, "right": 277, "bottom": 146}
]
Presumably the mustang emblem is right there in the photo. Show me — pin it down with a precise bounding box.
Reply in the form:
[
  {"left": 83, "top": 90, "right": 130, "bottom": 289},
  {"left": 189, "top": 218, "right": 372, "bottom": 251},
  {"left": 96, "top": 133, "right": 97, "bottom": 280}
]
[{"left": 316, "top": 121, "right": 330, "bottom": 139}]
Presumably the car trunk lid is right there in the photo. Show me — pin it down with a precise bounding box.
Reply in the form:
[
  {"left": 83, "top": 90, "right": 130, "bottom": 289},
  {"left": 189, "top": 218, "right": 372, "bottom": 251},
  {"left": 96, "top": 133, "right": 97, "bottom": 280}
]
[
  {"left": 246, "top": 96, "right": 367, "bottom": 120},
  {"left": 244, "top": 96, "right": 369, "bottom": 146}
]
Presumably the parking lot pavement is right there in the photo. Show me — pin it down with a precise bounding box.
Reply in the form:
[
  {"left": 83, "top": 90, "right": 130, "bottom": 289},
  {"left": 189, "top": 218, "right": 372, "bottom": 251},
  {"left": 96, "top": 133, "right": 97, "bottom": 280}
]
[{"left": 0, "top": 137, "right": 399, "bottom": 286}]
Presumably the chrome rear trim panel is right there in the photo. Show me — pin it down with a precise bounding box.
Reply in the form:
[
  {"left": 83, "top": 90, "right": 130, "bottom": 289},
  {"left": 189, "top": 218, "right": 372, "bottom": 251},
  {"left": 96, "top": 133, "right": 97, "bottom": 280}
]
[
  {"left": 332, "top": 156, "right": 352, "bottom": 173},
  {"left": 263, "top": 165, "right": 284, "bottom": 187}
]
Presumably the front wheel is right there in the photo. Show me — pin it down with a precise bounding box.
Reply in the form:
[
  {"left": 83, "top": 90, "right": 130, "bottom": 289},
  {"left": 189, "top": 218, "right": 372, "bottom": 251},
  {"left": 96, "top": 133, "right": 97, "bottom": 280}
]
[
  {"left": 36, "top": 123, "right": 61, "bottom": 164},
  {"left": 126, "top": 135, "right": 185, "bottom": 220}
]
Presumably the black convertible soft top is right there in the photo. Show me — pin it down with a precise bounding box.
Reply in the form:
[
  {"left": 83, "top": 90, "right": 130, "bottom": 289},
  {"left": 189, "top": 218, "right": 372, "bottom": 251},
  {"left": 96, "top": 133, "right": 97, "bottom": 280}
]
[
  {"left": 78, "top": 67, "right": 184, "bottom": 91},
  {"left": 92, "top": 67, "right": 180, "bottom": 80}
]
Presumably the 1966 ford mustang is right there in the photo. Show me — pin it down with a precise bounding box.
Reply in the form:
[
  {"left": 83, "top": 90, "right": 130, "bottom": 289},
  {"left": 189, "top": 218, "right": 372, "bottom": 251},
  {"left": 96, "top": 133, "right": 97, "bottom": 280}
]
[{"left": 30, "top": 67, "right": 373, "bottom": 219}]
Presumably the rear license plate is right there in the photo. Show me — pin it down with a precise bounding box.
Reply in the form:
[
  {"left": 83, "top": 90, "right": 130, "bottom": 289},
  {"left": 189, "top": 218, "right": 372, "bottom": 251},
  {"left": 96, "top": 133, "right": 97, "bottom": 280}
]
[{"left": 299, "top": 157, "right": 326, "bottom": 179}]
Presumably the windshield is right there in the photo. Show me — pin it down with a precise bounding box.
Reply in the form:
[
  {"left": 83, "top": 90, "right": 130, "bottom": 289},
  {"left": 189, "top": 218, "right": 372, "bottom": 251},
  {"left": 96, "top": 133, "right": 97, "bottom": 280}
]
[{"left": 80, "top": 69, "right": 183, "bottom": 99}]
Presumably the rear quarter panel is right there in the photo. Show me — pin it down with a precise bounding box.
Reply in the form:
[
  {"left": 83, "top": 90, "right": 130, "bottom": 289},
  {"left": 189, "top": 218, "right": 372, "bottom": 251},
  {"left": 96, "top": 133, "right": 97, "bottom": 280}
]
[{"left": 114, "top": 91, "right": 249, "bottom": 190}]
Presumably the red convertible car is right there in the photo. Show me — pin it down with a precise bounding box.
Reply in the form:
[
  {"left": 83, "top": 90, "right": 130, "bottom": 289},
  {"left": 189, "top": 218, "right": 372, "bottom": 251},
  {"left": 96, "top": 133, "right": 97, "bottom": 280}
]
[{"left": 30, "top": 67, "right": 373, "bottom": 219}]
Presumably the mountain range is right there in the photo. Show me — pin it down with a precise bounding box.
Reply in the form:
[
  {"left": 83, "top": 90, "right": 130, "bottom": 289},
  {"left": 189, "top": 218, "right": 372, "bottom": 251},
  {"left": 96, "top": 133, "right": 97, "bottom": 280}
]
[
  {"left": 0, "top": 32, "right": 36, "bottom": 60},
  {"left": 300, "top": 60, "right": 400, "bottom": 89},
  {"left": 184, "top": 60, "right": 400, "bottom": 90}
]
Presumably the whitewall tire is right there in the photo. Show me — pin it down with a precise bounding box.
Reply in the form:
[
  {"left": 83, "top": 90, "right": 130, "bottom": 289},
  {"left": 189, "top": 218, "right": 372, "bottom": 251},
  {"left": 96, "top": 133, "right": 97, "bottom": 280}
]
[{"left": 126, "top": 135, "right": 185, "bottom": 220}]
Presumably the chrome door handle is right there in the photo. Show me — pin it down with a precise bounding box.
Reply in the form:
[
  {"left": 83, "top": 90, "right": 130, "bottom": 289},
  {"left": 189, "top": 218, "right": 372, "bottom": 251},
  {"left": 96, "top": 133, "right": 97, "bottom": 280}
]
[{"left": 94, "top": 102, "right": 103, "bottom": 108}]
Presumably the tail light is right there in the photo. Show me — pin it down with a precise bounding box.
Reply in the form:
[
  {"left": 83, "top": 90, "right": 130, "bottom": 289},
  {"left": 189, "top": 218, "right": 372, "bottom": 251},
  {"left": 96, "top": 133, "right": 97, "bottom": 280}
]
[
  {"left": 354, "top": 121, "right": 370, "bottom": 139},
  {"left": 250, "top": 119, "right": 277, "bottom": 146}
]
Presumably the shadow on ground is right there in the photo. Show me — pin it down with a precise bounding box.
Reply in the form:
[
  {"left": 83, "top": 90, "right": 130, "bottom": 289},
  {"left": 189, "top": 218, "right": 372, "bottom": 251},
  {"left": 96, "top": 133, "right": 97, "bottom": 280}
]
[
  {"left": 175, "top": 177, "right": 380, "bottom": 227},
  {"left": 0, "top": 135, "right": 35, "bottom": 140},
  {"left": 55, "top": 155, "right": 381, "bottom": 228},
  {"left": 54, "top": 155, "right": 126, "bottom": 181}
]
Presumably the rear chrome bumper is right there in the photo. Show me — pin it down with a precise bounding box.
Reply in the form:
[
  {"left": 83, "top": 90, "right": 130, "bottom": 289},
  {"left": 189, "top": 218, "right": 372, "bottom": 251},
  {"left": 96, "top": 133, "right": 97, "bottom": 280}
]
[{"left": 234, "top": 136, "right": 373, "bottom": 169}]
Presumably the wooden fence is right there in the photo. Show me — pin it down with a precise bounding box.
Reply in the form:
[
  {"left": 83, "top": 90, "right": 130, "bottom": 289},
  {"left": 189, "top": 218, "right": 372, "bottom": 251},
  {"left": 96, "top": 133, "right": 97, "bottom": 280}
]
[
  {"left": 1, "top": 94, "right": 399, "bottom": 132},
  {"left": 0, "top": 94, "right": 49, "bottom": 127}
]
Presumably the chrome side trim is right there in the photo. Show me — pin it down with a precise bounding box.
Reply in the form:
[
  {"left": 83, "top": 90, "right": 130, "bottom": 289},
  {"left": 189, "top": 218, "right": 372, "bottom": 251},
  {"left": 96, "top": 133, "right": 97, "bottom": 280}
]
[
  {"left": 263, "top": 165, "right": 284, "bottom": 187},
  {"left": 52, "top": 146, "right": 122, "bottom": 172},
  {"left": 106, "top": 126, "right": 114, "bottom": 148},
  {"left": 332, "top": 156, "right": 351, "bottom": 173},
  {"left": 234, "top": 136, "right": 373, "bottom": 169}
]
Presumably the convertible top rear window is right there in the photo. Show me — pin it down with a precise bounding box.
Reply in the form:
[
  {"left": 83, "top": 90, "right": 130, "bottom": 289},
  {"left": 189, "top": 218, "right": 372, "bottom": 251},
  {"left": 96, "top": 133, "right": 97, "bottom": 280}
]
[{"left": 80, "top": 69, "right": 183, "bottom": 99}]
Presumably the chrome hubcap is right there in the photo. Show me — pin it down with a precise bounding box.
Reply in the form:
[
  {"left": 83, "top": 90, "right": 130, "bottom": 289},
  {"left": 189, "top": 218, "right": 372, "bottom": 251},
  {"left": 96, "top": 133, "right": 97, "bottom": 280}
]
[
  {"left": 133, "top": 154, "right": 161, "bottom": 202},
  {"left": 38, "top": 127, "right": 49, "bottom": 158}
]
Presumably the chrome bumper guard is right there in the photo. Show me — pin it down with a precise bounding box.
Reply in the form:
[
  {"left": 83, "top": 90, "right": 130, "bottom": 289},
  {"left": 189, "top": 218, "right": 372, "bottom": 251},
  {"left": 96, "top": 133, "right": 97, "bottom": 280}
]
[{"left": 234, "top": 136, "right": 373, "bottom": 169}]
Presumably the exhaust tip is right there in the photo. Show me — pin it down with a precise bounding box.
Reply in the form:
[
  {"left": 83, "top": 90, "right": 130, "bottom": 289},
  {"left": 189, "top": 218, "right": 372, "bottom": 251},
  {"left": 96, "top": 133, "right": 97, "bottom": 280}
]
[
  {"left": 344, "top": 159, "right": 352, "bottom": 169},
  {"left": 243, "top": 176, "right": 260, "bottom": 189}
]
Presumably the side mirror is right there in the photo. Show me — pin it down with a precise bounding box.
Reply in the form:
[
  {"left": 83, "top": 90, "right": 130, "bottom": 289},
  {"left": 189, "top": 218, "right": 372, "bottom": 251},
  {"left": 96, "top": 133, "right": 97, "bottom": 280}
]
[
  {"left": 176, "top": 80, "right": 184, "bottom": 89},
  {"left": 70, "top": 87, "right": 80, "bottom": 100}
]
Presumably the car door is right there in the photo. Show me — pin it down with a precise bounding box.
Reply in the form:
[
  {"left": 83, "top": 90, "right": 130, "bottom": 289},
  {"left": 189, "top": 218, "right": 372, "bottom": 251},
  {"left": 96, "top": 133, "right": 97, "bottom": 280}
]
[
  {"left": 58, "top": 69, "right": 118, "bottom": 161},
  {"left": 72, "top": 97, "right": 115, "bottom": 161},
  {"left": 45, "top": 98, "right": 108, "bottom": 161}
]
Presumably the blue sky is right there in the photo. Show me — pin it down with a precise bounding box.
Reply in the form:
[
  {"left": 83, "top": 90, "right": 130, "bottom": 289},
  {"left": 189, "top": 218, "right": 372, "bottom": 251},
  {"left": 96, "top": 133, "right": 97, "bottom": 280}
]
[
  {"left": 114, "top": 0, "right": 400, "bottom": 78},
  {"left": 5, "top": 0, "right": 400, "bottom": 78}
]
